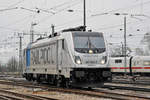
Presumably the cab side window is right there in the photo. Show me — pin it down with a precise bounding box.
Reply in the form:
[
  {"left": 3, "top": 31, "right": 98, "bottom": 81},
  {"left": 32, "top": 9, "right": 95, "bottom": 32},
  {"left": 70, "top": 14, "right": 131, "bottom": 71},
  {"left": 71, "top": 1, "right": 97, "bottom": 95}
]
[{"left": 115, "top": 59, "right": 122, "bottom": 63}]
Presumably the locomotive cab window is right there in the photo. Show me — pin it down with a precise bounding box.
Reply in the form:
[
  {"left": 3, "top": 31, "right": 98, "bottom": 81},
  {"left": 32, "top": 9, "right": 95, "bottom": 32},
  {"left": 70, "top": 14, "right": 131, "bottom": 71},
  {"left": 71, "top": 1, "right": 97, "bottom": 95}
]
[
  {"left": 115, "top": 59, "right": 122, "bottom": 63},
  {"left": 72, "top": 32, "right": 105, "bottom": 54}
]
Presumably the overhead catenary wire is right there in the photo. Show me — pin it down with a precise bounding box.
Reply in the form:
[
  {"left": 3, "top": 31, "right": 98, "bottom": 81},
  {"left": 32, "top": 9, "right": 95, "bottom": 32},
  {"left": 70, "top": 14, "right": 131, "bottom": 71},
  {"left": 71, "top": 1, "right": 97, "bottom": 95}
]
[
  {"left": 47, "top": 0, "right": 79, "bottom": 11},
  {"left": 47, "top": 0, "right": 150, "bottom": 32},
  {"left": 6, "top": 0, "right": 25, "bottom": 8},
  {"left": 0, "top": 0, "right": 150, "bottom": 51},
  {"left": 17, "top": 0, "right": 81, "bottom": 34},
  {"left": 36, "top": 0, "right": 81, "bottom": 26},
  {"left": 0, "top": 7, "right": 18, "bottom": 12},
  {"left": 56, "top": 0, "right": 81, "bottom": 13},
  {"left": 1, "top": 0, "right": 149, "bottom": 34},
  {"left": 1, "top": 0, "right": 150, "bottom": 28},
  {"left": 91, "top": 0, "right": 150, "bottom": 17},
  {"left": 93, "top": 12, "right": 150, "bottom": 31},
  {"left": 0, "top": 15, "right": 33, "bottom": 28}
]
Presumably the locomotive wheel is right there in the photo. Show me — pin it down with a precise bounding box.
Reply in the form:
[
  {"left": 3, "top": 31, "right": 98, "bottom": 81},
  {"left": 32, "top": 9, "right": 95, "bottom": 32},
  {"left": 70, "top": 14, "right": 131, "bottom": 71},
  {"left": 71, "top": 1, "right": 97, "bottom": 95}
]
[
  {"left": 56, "top": 76, "right": 62, "bottom": 87},
  {"left": 37, "top": 77, "right": 41, "bottom": 83},
  {"left": 26, "top": 77, "right": 31, "bottom": 81},
  {"left": 88, "top": 87, "right": 92, "bottom": 90},
  {"left": 56, "top": 79, "right": 63, "bottom": 87},
  {"left": 26, "top": 75, "right": 31, "bottom": 81},
  {"left": 37, "top": 79, "right": 41, "bottom": 83},
  {"left": 65, "top": 79, "right": 71, "bottom": 88},
  {"left": 56, "top": 80, "right": 61, "bottom": 87},
  {"left": 107, "top": 77, "right": 112, "bottom": 82},
  {"left": 65, "top": 81, "right": 70, "bottom": 88}
]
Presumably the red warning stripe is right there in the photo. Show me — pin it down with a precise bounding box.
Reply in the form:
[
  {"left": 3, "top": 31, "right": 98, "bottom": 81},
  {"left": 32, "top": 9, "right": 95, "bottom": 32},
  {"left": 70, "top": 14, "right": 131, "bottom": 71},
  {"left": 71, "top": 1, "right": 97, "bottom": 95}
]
[
  {"left": 143, "top": 67, "right": 150, "bottom": 69},
  {"left": 111, "top": 67, "right": 150, "bottom": 69}
]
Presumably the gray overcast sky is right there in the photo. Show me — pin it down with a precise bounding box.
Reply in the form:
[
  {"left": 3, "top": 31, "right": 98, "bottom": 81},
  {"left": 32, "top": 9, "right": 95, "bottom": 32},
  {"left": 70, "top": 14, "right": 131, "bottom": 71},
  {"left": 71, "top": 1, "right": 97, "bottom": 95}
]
[{"left": 0, "top": 0, "right": 150, "bottom": 63}]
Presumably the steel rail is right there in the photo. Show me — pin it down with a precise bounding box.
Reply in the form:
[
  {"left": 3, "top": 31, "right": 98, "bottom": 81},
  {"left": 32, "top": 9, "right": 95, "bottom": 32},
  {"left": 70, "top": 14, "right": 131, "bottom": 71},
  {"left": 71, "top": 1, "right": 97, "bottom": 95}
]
[
  {"left": 0, "top": 79, "right": 150, "bottom": 100},
  {"left": 0, "top": 89, "right": 58, "bottom": 100}
]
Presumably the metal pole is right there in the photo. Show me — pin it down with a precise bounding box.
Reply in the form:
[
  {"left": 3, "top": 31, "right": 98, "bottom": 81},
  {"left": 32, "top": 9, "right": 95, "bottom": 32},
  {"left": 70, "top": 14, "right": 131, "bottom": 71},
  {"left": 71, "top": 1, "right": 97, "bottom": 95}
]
[
  {"left": 83, "top": 0, "right": 86, "bottom": 31},
  {"left": 51, "top": 24, "right": 55, "bottom": 35},
  {"left": 121, "top": 42, "right": 123, "bottom": 56},
  {"left": 30, "top": 22, "right": 37, "bottom": 43},
  {"left": 124, "top": 16, "right": 127, "bottom": 73},
  {"left": 30, "top": 23, "right": 34, "bottom": 43},
  {"left": 19, "top": 36, "right": 23, "bottom": 72}
]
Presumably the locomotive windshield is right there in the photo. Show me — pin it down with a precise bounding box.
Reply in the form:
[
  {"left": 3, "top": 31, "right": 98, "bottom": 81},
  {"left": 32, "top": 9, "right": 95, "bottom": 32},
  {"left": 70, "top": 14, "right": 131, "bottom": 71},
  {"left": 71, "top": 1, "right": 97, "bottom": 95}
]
[{"left": 72, "top": 32, "right": 105, "bottom": 53}]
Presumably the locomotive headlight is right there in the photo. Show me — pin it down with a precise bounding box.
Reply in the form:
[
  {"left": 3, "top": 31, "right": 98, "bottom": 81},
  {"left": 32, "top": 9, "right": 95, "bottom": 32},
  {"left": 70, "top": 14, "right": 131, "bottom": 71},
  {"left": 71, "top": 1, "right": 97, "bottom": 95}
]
[
  {"left": 89, "top": 50, "right": 93, "bottom": 54},
  {"left": 100, "top": 60, "right": 105, "bottom": 64},
  {"left": 100, "top": 56, "right": 107, "bottom": 64},
  {"left": 75, "top": 56, "right": 82, "bottom": 64}
]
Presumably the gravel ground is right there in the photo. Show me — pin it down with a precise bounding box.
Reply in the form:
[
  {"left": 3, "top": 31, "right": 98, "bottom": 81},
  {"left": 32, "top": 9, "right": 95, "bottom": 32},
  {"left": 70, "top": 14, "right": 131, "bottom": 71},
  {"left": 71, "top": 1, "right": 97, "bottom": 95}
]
[
  {"left": 1, "top": 75, "right": 150, "bottom": 100},
  {"left": 105, "top": 82, "right": 150, "bottom": 89},
  {"left": 96, "top": 84, "right": 150, "bottom": 98},
  {"left": 0, "top": 84, "right": 112, "bottom": 100}
]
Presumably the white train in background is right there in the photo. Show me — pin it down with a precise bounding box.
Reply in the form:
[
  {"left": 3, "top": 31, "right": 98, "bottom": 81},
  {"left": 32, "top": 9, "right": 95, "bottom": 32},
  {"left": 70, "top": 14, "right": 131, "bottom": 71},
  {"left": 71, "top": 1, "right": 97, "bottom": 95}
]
[
  {"left": 23, "top": 26, "right": 112, "bottom": 88},
  {"left": 109, "top": 56, "right": 150, "bottom": 76}
]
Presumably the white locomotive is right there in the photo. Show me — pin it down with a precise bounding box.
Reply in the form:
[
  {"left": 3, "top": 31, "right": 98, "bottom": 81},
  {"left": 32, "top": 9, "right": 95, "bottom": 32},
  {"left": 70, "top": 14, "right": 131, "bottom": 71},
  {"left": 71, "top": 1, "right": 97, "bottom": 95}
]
[
  {"left": 23, "top": 27, "right": 111, "bottom": 88},
  {"left": 109, "top": 56, "right": 150, "bottom": 76}
]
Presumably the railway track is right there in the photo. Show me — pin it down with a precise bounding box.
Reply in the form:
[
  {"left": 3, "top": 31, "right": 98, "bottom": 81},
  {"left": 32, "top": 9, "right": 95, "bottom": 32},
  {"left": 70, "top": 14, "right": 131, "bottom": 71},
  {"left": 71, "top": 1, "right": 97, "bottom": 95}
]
[
  {"left": 103, "top": 83, "right": 150, "bottom": 92},
  {"left": 0, "top": 94, "right": 22, "bottom": 100},
  {"left": 2, "top": 78, "right": 150, "bottom": 93},
  {"left": 112, "top": 79, "right": 150, "bottom": 85},
  {"left": 92, "top": 89, "right": 150, "bottom": 100},
  {"left": 0, "top": 89, "right": 58, "bottom": 100},
  {"left": 0, "top": 79, "right": 150, "bottom": 100},
  {"left": 47, "top": 87, "right": 150, "bottom": 100},
  {"left": 106, "top": 77, "right": 150, "bottom": 92}
]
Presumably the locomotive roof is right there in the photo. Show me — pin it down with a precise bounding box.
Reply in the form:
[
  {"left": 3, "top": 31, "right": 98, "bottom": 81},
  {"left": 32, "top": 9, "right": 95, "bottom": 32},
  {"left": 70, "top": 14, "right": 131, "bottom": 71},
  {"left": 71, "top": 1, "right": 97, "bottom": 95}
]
[{"left": 25, "top": 31, "right": 103, "bottom": 49}]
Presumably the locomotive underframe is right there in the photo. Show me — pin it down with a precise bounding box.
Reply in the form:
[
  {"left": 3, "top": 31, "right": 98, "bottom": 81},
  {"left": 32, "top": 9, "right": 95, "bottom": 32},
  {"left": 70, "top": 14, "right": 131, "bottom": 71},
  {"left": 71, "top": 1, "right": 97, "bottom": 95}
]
[
  {"left": 23, "top": 67, "right": 111, "bottom": 88},
  {"left": 69, "top": 68, "right": 111, "bottom": 87}
]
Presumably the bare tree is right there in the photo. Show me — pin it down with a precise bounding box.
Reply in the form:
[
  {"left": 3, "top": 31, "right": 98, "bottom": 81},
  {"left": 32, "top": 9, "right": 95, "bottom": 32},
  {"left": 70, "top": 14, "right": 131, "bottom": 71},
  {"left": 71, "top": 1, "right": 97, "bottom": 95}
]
[
  {"left": 109, "top": 44, "right": 131, "bottom": 57},
  {"left": 136, "top": 32, "right": 150, "bottom": 56},
  {"left": 6, "top": 57, "right": 19, "bottom": 72}
]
